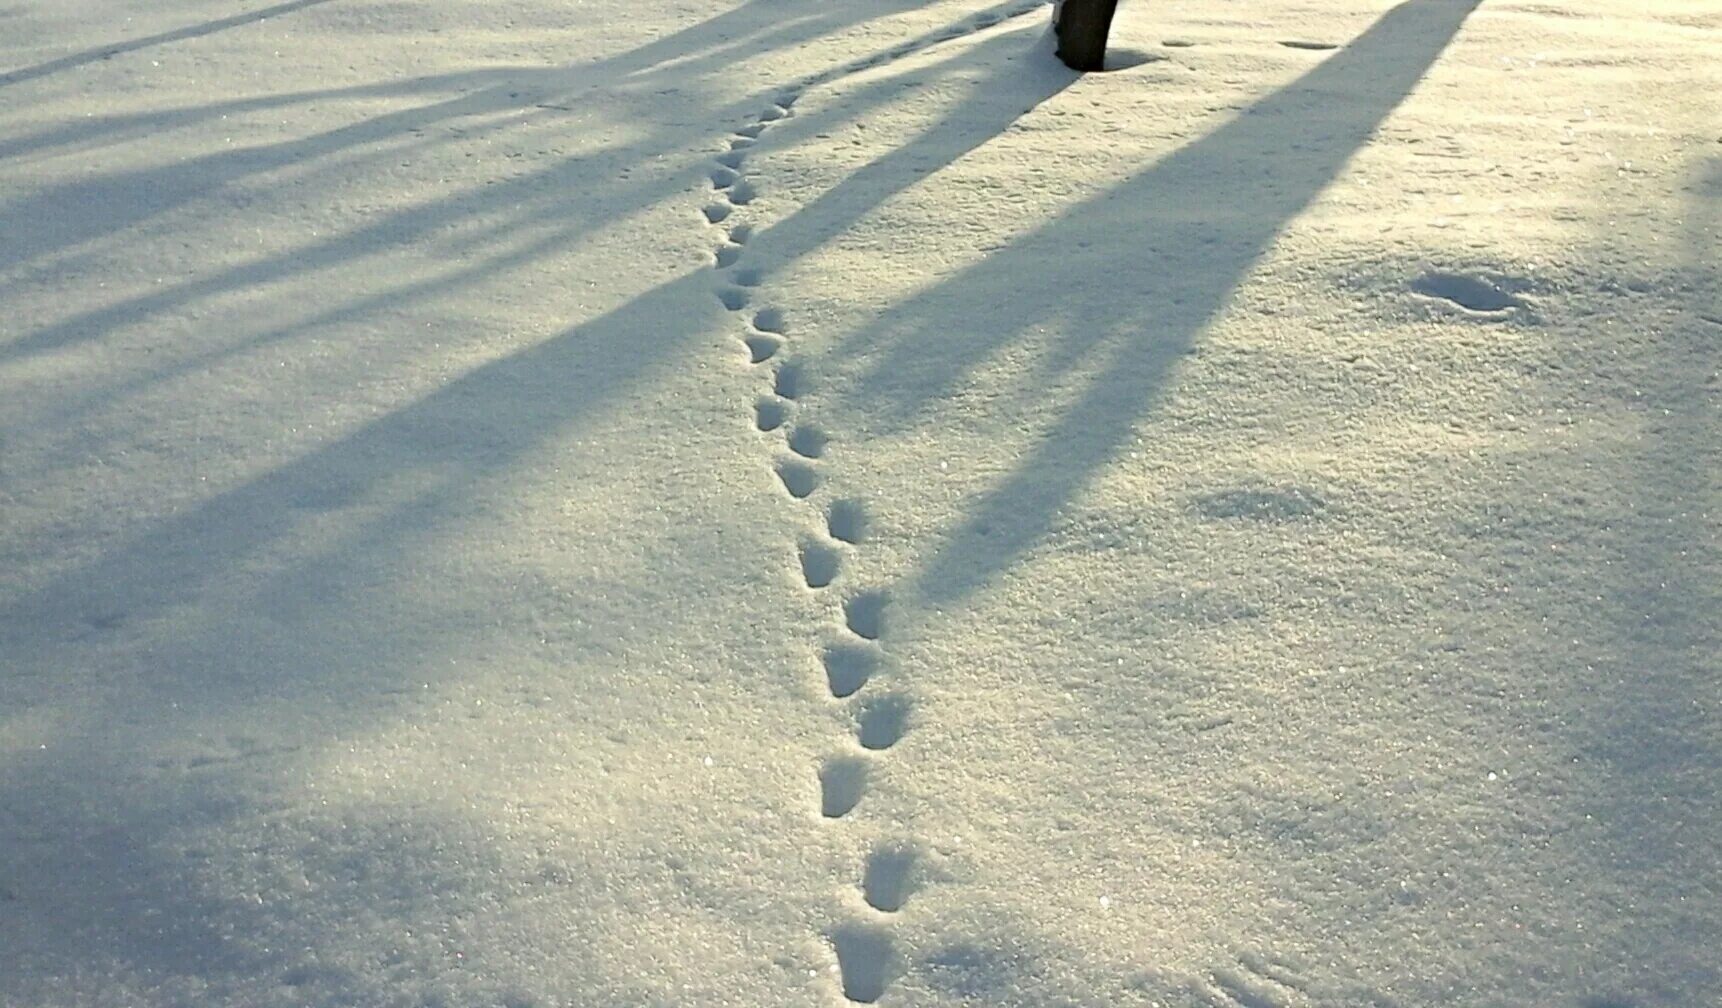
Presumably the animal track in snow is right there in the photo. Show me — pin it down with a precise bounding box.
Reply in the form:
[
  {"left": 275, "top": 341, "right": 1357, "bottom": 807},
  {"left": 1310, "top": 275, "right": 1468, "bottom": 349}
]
[
  {"left": 830, "top": 923, "right": 895, "bottom": 1004},
  {"left": 827, "top": 499, "right": 867, "bottom": 544},
  {"left": 744, "top": 334, "right": 782, "bottom": 364},
  {"left": 862, "top": 844, "right": 919, "bottom": 912},
  {"left": 855, "top": 693, "right": 909, "bottom": 750},
  {"left": 820, "top": 755, "right": 869, "bottom": 818},
  {"left": 1411, "top": 270, "right": 1526, "bottom": 314},
  {"left": 788, "top": 425, "right": 827, "bottom": 459},
  {"left": 800, "top": 539, "right": 842, "bottom": 589},
  {"left": 844, "top": 592, "right": 887, "bottom": 641},
  {"left": 776, "top": 459, "right": 819, "bottom": 498},
  {"left": 823, "top": 642, "right": 879, "bottom": 699},
  {"left": 755, "top": 396, "right": 787, "bottom": 432},
  {"left": 752, "top": 306, "right": 786, "bottom": 335},
  {"left": 691, "top": 8, "right": 1051, "bottom": 998},
  {"left": 1279, "top": 39, "right": 1339, "bottom": 51}
]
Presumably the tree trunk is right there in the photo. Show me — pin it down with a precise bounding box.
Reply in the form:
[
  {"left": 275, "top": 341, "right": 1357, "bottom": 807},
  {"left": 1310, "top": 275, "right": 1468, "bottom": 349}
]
[{"left": 1054, "top": 0, "right": 1120, "bottom": 72}]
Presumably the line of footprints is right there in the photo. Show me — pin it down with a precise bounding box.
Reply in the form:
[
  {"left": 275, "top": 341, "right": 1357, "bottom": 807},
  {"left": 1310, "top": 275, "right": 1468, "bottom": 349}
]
[
  {"left": 701, "top": 91, "right": 910, "bottom": 1005},
  {"left": 698, "top": 5, "right": 1045, "bottom": 1001}
]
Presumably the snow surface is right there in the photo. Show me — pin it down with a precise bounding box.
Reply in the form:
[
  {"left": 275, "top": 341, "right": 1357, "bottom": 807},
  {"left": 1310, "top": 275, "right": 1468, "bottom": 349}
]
[{"left": 2, "top": 1, "right": 1719, "bottom": 1006}]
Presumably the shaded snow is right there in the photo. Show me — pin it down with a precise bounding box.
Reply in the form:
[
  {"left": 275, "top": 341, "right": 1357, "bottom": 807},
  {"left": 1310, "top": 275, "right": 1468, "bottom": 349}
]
[{"left": 2, "top": 1, "right": 1718, "bottom": 1006}]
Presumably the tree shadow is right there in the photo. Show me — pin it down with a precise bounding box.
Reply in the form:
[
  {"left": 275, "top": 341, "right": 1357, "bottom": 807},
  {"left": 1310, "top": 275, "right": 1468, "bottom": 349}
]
[
  {"left": 0, "top": 6, "right": 1103, "bottom": 1002},
  {"left": 827, "top": 0, "right": 1481, "bottom": 602},
  {"left": 0, "top": 0, "right": 1029, "bottom": 166},
  {"left": 0, "top": 0, "right": 342, "bottom": 89},
  {"left": 0, "top": 0, "right": 945, "bottom": 96},
  {"left": 0, "top": 13, "right": 1065, "bottom": 742},
  {"left": 0, "top": 0, "right": 1048, "bottom": 406},
  {"left": 0, "top": 0, "right": 884, "bottom": 281}
]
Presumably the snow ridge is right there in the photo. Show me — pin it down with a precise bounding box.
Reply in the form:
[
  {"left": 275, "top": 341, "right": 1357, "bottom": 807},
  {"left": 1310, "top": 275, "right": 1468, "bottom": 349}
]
[{"left": 696, "top": 3, "right": 1045, "bottom": 1001}]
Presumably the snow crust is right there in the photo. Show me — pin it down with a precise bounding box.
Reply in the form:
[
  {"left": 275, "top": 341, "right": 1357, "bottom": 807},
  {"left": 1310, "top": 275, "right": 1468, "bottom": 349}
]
[{"left": 2, "top": 1, "right": 1718, "bottom": 1005}]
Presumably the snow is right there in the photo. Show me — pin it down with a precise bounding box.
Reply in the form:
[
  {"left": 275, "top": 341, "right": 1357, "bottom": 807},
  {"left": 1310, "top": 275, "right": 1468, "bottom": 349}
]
[{"left": 2, "top": 0, "right": 1718, "bottom": 1005}]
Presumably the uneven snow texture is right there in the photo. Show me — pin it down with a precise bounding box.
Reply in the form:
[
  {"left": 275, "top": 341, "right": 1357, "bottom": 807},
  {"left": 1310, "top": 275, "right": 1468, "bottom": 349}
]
[{"left": 2, "top": 1, "right": 1718, "bottom": 1006}]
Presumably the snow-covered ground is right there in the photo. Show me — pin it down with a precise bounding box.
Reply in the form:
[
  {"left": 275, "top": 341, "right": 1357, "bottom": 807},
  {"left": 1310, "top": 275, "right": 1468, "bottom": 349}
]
[{"left": 2, "top": 1, "right": 1718, "bottom": 1005}]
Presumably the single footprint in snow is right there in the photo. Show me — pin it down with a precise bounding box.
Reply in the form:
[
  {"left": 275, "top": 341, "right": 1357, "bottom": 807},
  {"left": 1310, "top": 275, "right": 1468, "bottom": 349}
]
[
  {"left": 827, "top": 499, "right": 867, "bottom": 544},
  {"left": 1411, "top": 270, "right": 1526, "bottom": 314},
  {"left": 1279, "top": 39, "right": 1340, "bottom": 51},
  {"left": 711, "top": 166, "right": 740, "bottom": 189},
  {"left": 716, "top": 286, "right": 749, "bottom": 311},
  {"left": 776, "top": 458, "right": 819, "bottom": 498},
  {"left": 820, "top": 755, "right": 868, "bottom": 818},
  {"left": 728, "top": 223, "right": 754, "bottom": 245},
  {"left": 736, "top": 123, "right": 766, "bottom": 139},
  {"left": 714, "top": 244, "right": 743, "bottom": 268},
  {"left": 788, "top": 425, "right": 827, "bottom": 459},
  {"left": 755, "top": 396, "right": 788, "bottom": 432},
  {"left": 715, "top": 150, "right": 745, "bottom": 170},
  {"left": 759, "top": 104, "right": 790, "bottom": 122},
  {"left": 862, "top": 844, "right": 919, "bottom": 913},
  {"left": 703, "top": 202, "right": 732, "bottom": 224},
  {"left": 856, "top": 692, "right": 909, "bottom": 750},
  {"left": 728, "top": 179, "right": 759, "bottom": 205},
  {"left": 823, "top": 642, "right": 878, "bottom": 698},
  {"left": 800, "top": 539, "right": 842, "bottom": 589},
  {"left": 752, "top": 306, "right": 786, "bottom": 335},
  {"left": 830, "top": 923, "right": 895, "bottom": 1004},
  {"left": 745, "top": 334, "right": 782, "bottom": 364},
  {"left": 731, "top": 267, "right": 763, "bottom": 287},
  {"left": 844, "top": 592, "right": 886, "bottom": 641}
]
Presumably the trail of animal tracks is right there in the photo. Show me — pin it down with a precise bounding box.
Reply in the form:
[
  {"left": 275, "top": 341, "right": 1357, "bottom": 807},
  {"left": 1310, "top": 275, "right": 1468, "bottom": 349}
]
[{"left": 2, "top": 0, "right": 1719, "bottom": 1005}]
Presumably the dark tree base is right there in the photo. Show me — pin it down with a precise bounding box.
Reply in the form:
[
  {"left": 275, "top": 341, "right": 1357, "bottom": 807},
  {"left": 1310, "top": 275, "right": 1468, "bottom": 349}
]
[{"left": 1055, "top": 0, "right": 1121, "bottom": 72}]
